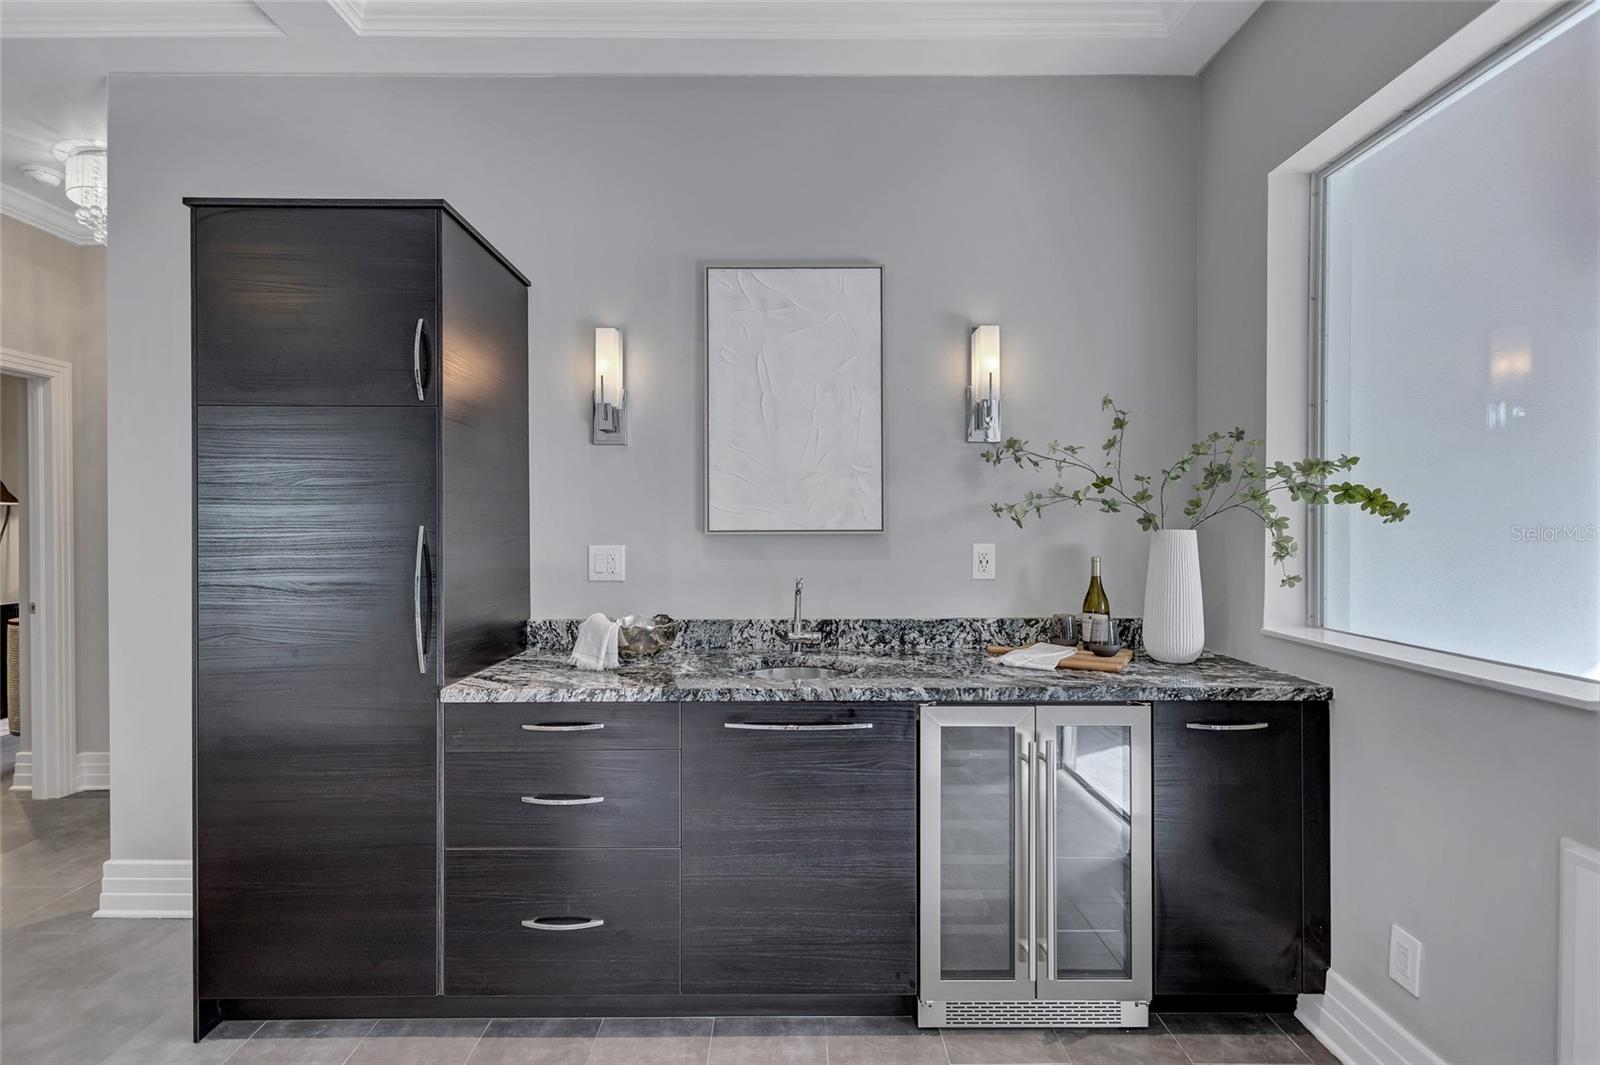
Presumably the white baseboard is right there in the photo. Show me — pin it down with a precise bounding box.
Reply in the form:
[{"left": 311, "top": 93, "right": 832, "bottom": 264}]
[
  {"left": 9, "top": 750, "right": 108, "bottom": 792},
  {"left": 10, "top": 748, "right": 32, "bottom": 791},
  {"left": 1298, "top": 971, "right": 1444, "bottom": 1065},
  {"left": 95, "top": 859, "right": 192, "bottom": 918},
  {"left": 75, "top": 750, "right": 109, "bottom": 790}
]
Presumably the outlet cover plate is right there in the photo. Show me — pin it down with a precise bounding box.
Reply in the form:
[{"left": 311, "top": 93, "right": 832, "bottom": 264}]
[
  {"left": 1389, "top": 924, "right": 1422, "bottom": 997},
  {"left": 588, "top": 545, "right": 626, "bottom": 582},
  {"left": 972, "top": 543, "right": 996, "bottom": 580}
]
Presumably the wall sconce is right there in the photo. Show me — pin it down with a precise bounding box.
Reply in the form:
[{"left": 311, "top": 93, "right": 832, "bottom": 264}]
[
  {"left": 592, "top": 327, "right": 627, "bottom": 445},
  {"left": 967, "top": 325, "right": 1001, "bottom": 443}
]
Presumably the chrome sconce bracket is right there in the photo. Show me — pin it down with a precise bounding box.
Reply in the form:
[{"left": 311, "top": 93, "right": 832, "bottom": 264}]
[{"left": 591, "top": 387, "right": 628, "bottom": 445}]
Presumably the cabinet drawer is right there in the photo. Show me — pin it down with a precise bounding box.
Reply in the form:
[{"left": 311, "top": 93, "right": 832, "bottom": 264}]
[
  {"left": 446, "top": 704, "right": 679, "bottom": 751},
  {"left": 445, "top": 749, "right": 680, "bottom": 849},
  {"left": 445, "top": 850, "right": 680, "bottom": 996}
]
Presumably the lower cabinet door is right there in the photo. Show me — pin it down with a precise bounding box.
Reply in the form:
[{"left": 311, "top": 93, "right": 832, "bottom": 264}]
[
  {"left": 195, "top": 406, "right": 439, "bottom": 999},
  {"left": 445, "top": 850, "right": 680, "bottom": 995},
  {"left": 681, "top": 705, "right": 917, "bottom": 995},
  {"left": 1153, "top": 702, "right": 1304, "bottom": 994}
]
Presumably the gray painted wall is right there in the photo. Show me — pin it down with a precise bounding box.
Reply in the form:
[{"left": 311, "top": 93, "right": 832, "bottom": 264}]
[
  {"left": 106, "top": 75, "right": 1196, "bottom": 857},
  {"left": 1196, "top": 4, "right": 1600, "bottom": 1061}
]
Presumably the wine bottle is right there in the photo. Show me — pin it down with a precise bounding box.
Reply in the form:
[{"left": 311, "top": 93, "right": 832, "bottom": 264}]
[{"left": 1081, "top": 556, "right": 1111, "bottom": 644}]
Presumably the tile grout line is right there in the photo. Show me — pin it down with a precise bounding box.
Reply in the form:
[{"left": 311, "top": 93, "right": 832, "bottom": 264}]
[
  {"left": 336, "top": 1019, "right": 380, "bottom": 1065},
  {"left": 1155, "top": 1010, "right": 1200, "bottom": 1065},
  {"left": 458, "top": 1017, "right": 491, "bottom": 1065},
  {"left": 707, "top": 1015, "right": 715, "bottom": 1065},
  {"left": 1268, "top": 1012, "right": 1318, "bottom": 1065}
]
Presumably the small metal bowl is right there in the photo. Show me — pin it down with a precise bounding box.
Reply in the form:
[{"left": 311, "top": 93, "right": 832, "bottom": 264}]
[{"left": 616, "top": 614, "right": 680, "bottom": 659}]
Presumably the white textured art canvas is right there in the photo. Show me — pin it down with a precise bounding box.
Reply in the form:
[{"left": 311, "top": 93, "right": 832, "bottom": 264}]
[{"left": 706, "top": 267, "right": 883, "bottom": 532}]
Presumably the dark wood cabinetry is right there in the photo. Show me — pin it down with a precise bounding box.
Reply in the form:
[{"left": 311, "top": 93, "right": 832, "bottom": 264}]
[
  {"left": 192, "top": 206, "right": 440, "bottom": 406},
  {"left": 195, "top": 406, "right": 440, "bottom": 997},
  {"left": 681, "top": 705, "right": 919, "bottom": 996},
  {"left": 192, "top": 200, "right": 528, "bottom": 1013},
  {"left": 1152, "top": 701, "right": 1329, "bottom": 996},
  {"left": 445, "top": 849, "right": 681, "bottom": 996}
]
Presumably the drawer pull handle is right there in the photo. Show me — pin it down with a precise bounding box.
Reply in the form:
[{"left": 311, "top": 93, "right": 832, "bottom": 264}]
[
  {"left": 1186, "top": 721, "right": 1270, "bottom": 731},
  {"left": 521, "top": 794, "right": 605, "bottom": 806},
  {"left": 723, "top": 722, "right": 874, "bottom": 731},
  {"left": 521, "top": 917, "right": 604, "bottom": 931},
  {"left": 521, "top": 723, "right": 605, "bottom": 732}
]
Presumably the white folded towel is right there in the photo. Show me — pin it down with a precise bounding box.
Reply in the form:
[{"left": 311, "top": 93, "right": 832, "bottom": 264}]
[
  {"left": 569, "top": 612, "right": 621, "bottom": 671},
  {"left": 997, "top": 642, "right": 1078, "bottom": 672}
]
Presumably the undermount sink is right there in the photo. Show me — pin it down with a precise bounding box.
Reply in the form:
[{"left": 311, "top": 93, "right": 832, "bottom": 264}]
[{"left": 745, "top": 665, "right": 851, "bottom": 682}]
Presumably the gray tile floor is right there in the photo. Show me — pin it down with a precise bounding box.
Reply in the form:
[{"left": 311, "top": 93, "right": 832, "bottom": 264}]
[{"left": 1, "top": 770, "right": 1339, "bottom": 1065}]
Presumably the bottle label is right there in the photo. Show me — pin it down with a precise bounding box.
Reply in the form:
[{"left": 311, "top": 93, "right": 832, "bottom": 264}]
[{"left": 1081, "top": 612, "right": 1111, "bottom": 645}]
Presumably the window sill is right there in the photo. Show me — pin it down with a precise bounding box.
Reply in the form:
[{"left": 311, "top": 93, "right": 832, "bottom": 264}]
[{"left": 1261, "top": 625, "right": 1599, "bottom": 713}]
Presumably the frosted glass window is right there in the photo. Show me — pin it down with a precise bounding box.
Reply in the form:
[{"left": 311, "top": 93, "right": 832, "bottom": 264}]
[{"left": 1319, "top": 4, "right": 1599, "bottom": 681}]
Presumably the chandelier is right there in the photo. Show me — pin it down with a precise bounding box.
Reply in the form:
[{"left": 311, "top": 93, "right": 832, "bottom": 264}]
[{"left": 63, "top": 146, "right": 107, "bottom": 244}]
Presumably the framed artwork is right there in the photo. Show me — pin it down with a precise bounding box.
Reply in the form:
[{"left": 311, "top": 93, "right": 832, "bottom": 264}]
[{"left": 705, "top": 266, "right": 884, "bottom": 533}]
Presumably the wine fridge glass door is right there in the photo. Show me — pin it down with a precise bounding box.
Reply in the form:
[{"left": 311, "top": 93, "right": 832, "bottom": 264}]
[
  {"left": 918, "top": 705, "right": 1038, "bottom": 1002},
  {"left": 1035, "top": 704, "right": 1153, "bottom": 1002}
]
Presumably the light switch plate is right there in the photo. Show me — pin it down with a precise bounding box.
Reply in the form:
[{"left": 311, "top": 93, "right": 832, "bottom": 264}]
[
  {"left": 1389, "top": 924, "right": 1422, "bottom": 997},
  {"left": 972, "top": 543, "right": 996, "bottom": 580},
  {"left": 588, "top": 545, "right": 625, "bottom": 582}
]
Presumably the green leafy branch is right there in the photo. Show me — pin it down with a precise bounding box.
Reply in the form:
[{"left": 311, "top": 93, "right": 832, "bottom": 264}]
[{"left": 980, "top": 396, "right": 1410, "bottom": 588}]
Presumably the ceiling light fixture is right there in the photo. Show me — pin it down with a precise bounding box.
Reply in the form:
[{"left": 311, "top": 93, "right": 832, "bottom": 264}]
[{"left": 62, "top": 146, "right": 107, "bottom": 244}]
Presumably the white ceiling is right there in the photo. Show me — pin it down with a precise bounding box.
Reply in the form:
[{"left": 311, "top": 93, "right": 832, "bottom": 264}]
[{"left": 0, "top": 0, "right": 1260, "bottom": 243}]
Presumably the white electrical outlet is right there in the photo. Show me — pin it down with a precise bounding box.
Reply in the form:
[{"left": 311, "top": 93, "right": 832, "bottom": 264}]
[
  {"left": 972, "top": 543, "right": 996, "bottom": 580},
  {"left": 1389, "top": 924, "right": 1422, "bottom": 997},
  {"left": 587, "top": 545, "right": 626, "bottom": 582}
]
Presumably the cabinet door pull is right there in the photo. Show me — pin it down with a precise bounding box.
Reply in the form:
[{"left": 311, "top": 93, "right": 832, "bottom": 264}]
[
  {"left": 1015, "top": 734, "right": 1033, "bottom": 974},
  {"left": 412, "top": 318, "right": 427, "bottom": 401},
  {"left": 521, "top": 794, "right": 605, "bottom": 806},
  {"left": 520, "top": 917, "right": 604, "bottom": 931},
  {"left": 412, "top": 525, "right": 430, "bottom": 675},
  {"left": 520, "top": 722, "right": 605, "bottom": 732},
  {"left": 723, "top": 722, "right": 873, "bottom": 731},
  {"left": 1185, "top": 721, "right": 1270, "bottom": 731}
]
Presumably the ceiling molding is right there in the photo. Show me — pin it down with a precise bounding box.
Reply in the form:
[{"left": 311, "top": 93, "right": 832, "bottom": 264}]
[
  {"left": 328, "top": 0, "right": 1197, "bottom": 40},
  {"left": 0, "top": 184, "right": 95, "bottom": 246},
  {"left": 0, "top": 1, "right": 283, "bottom": 39}
]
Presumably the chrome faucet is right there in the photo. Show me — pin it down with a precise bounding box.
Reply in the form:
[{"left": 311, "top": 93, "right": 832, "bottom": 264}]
[{"left": 786, "top": 577, "right": 822, "bottom": 647}]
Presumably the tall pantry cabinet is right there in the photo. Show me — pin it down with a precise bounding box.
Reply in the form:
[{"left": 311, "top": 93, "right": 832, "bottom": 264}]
[{"left": 188, "top": 199, "right": 529, "bottom": 1021}]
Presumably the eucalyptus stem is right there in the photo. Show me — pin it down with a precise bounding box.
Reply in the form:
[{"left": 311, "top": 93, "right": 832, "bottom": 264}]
[{"left": 980, "top": 395, "right": 1411, "bottom": 588}]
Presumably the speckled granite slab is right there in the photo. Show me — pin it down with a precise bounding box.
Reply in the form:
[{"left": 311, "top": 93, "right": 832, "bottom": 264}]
[
  {"left": 525, "top": 616, "right": 1143, "bottom": 655},
  {"left": 442, "top": 642, "right": 1331, "bottom": 705}
]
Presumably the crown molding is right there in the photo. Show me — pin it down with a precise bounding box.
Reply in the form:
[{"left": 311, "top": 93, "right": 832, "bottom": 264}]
[
  {"left": 0, "top": 184, "right": 96, "bottom": 245},
  {"left": 0, "top": 1, "right": 282, "bottom": 39},
  {"left": 329, "top": 0, "right": 1196, "bottom": 40}
]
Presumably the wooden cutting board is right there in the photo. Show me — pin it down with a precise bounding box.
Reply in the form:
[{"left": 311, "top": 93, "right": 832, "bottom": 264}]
[{"left": 985, "top": 643, "right": 1135, "bottom": 673}]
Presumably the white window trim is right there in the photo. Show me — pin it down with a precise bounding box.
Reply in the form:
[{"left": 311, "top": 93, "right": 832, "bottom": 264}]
[{"left": 1262, "top": 0, "right": 1600, "bottom": 714}]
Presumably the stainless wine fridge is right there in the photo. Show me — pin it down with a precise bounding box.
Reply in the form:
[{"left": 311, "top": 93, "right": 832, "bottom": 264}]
[{"left": 918, "top": 704, "right": 1153, "bottom": 1028}]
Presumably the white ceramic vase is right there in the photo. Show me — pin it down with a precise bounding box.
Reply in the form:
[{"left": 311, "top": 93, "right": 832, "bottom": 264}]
[{"left": 1142, "top": 529, "right": 1204, "bottom": 664}]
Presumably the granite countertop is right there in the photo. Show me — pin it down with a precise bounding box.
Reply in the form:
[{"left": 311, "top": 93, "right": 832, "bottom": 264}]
[{"left": 440, "top": 646, "right": 1332, "bottom": 704}]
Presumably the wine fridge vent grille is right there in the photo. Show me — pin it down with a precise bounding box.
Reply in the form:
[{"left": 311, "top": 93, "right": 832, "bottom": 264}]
[{"left": 942, "top": 1000, "right": 1127, "bottom": 1026}]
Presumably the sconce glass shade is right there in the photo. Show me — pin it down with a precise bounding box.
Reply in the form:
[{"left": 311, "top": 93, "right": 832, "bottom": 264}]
[
  {"left": 63, "top": 147, "right": 108, "bottom": 244},
  {"left": 592, "top": 327, "right": 627, "bottom": 445},
  {"left": 967, "top": 325, "right": 1001, "bottom": 443},
  {"left": 594, "top": 327, "right": 623, "bottom": 403}
]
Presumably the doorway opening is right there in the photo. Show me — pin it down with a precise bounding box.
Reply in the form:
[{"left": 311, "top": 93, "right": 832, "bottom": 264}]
[{"left": 0, "top": 349, "right": 77, "bottom": 799}]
